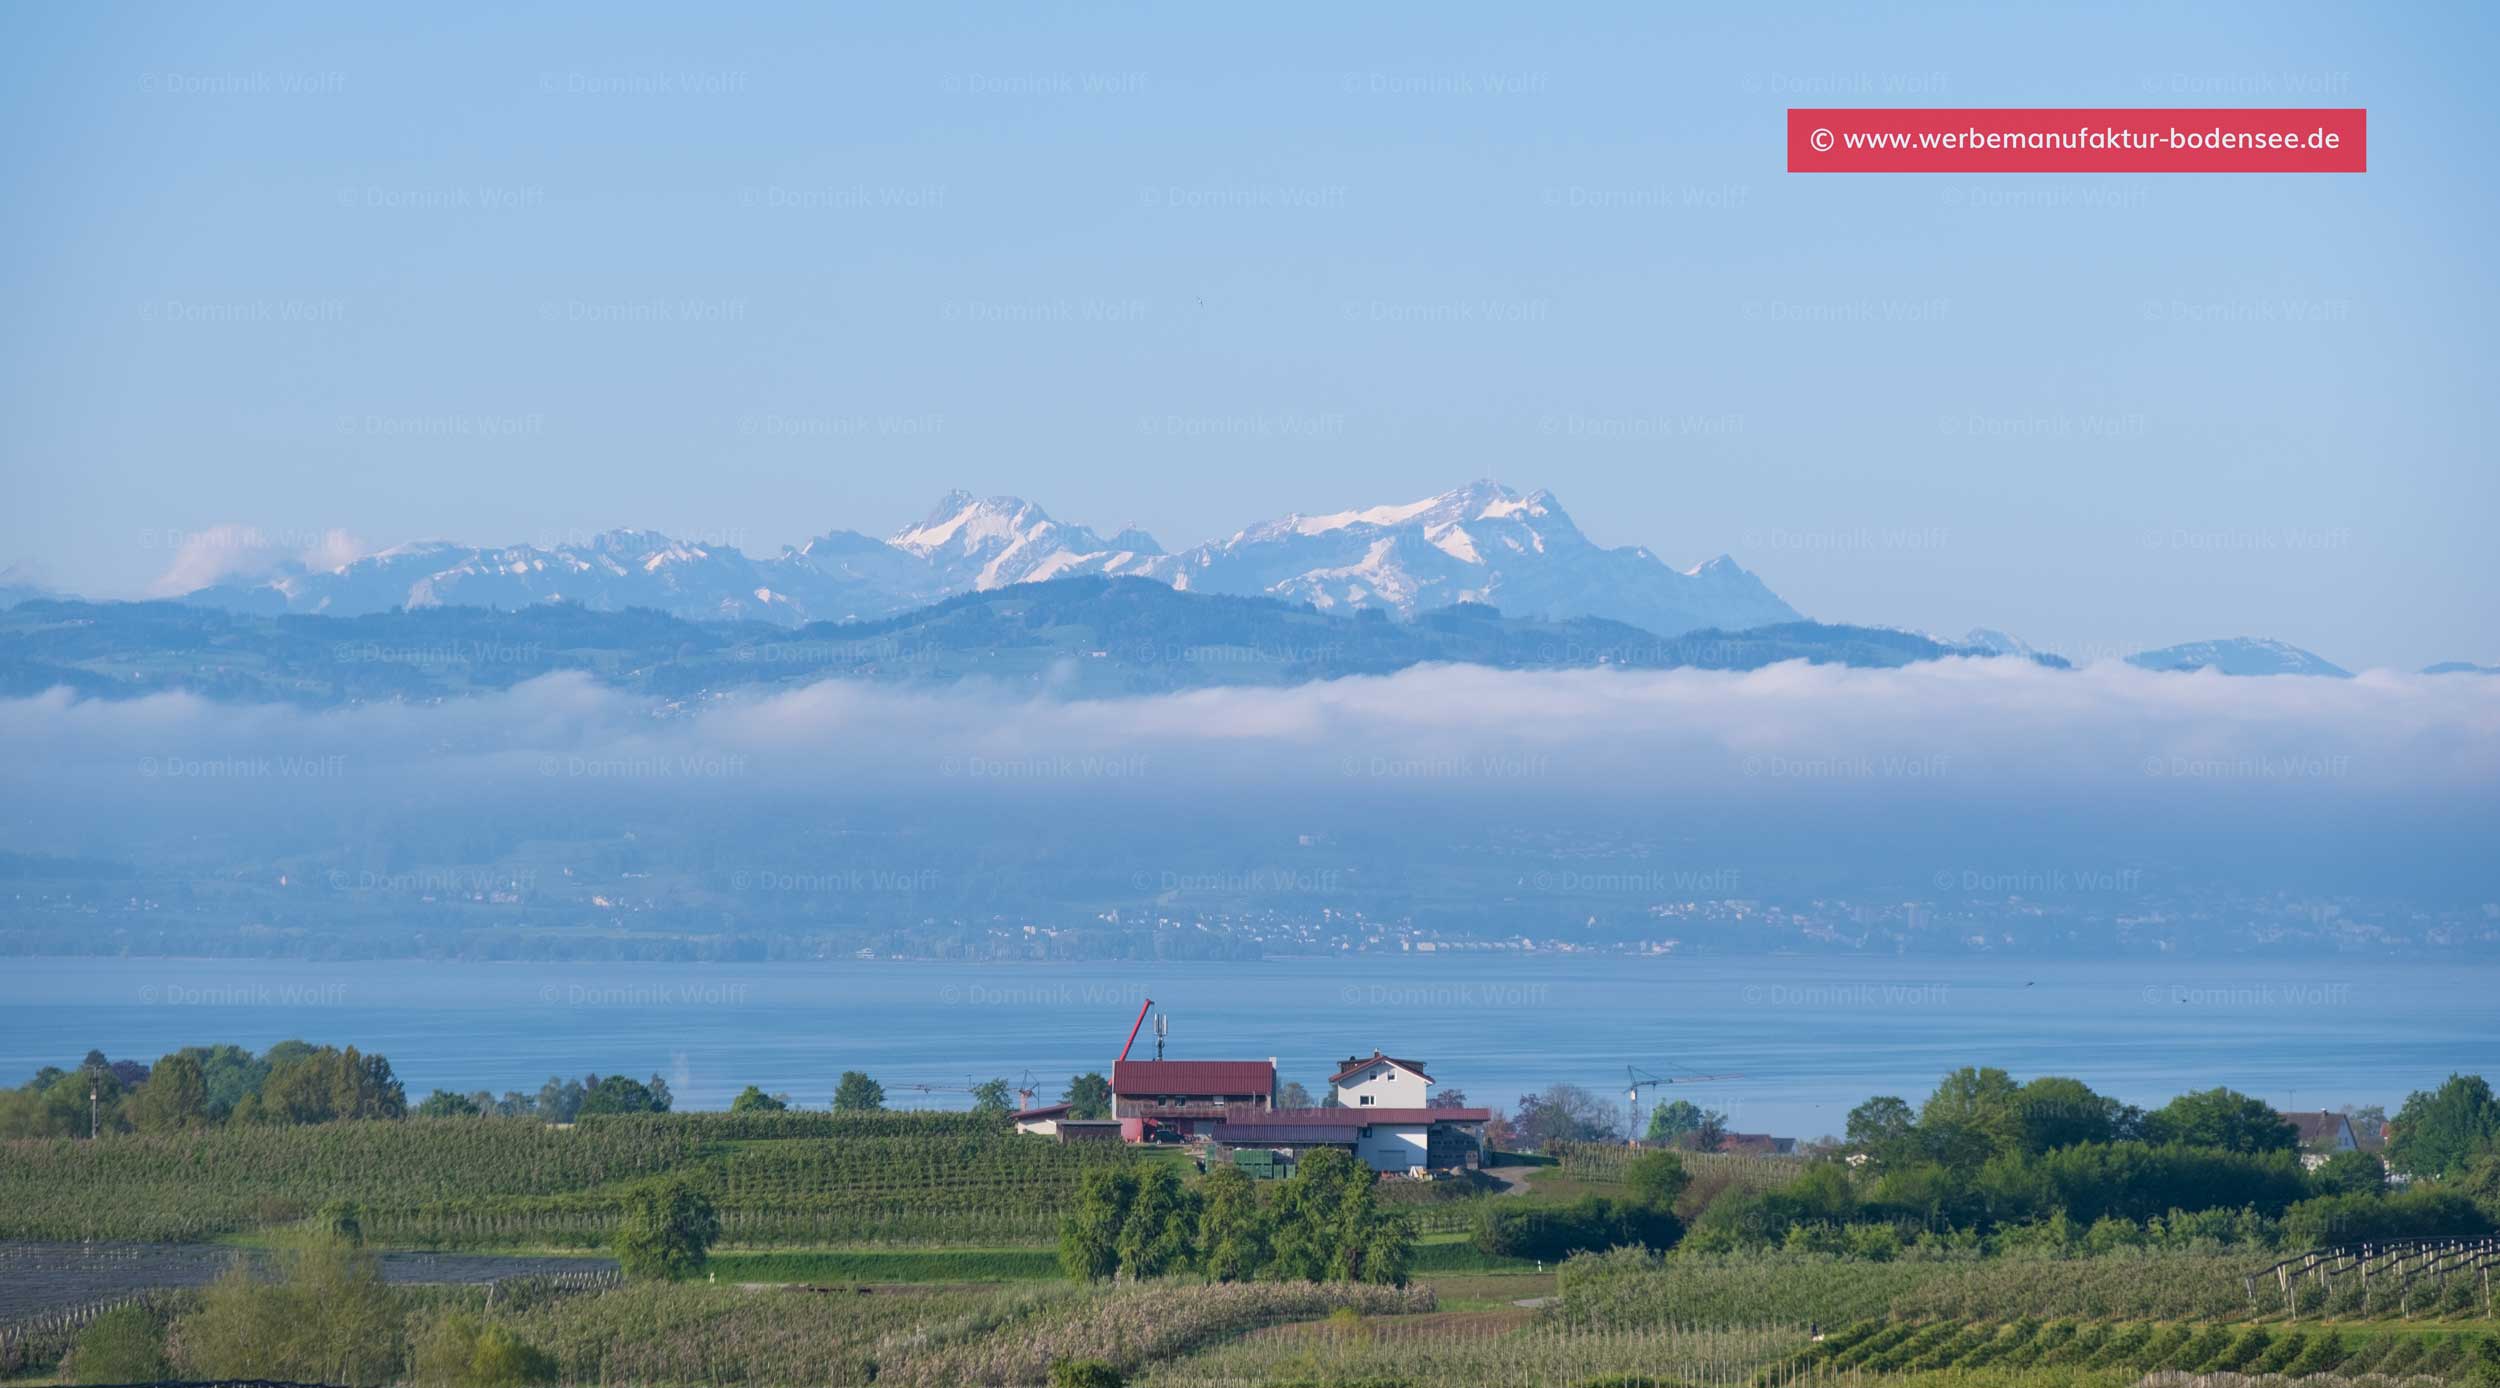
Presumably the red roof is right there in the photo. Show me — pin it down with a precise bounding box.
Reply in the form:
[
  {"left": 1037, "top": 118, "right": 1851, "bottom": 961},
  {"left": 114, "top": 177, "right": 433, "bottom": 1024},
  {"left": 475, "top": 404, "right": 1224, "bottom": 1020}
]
[
  {"left": 1231, "top": 1105, "right": 1489, "bottom": 1126},
  {"left": 1330, "top": 1050, "right": 1434, "bottom": 1085},
  {"left": 1112, "top": 1059, "right": 1275, "bottom": 1097}
]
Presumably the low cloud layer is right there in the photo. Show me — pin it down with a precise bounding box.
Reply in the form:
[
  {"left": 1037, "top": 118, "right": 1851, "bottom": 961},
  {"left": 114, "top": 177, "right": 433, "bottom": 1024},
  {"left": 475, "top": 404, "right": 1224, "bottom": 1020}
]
[
  {"left": 145, "top": 523, "right": 365, "bottom": 597},
  {"left": 2, "top": 660, "right": 2494, "bottom": 899}
]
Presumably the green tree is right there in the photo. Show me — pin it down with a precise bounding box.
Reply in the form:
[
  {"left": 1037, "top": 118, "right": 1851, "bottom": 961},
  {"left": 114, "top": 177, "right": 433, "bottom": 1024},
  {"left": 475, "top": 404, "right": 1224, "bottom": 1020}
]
[
  {"left": 1061, "top": 1071, "right": 1113, "bottom": 1120},
  {"left": 129, "top": 1051, "right": 210, "bottom": 1132},
  {"left": 1622, "top": 1149, "right": 1691, "bottom": 1209},
  {"left": 970, "top": 1077, "right": 1013, "bottom": 1115},
  {"left": 2143, "top": 1087, "right": 2299, "bottom": 1154},
  {"left": 1115, "top": 1163, "right": 1200, "bottom": 1277},
  {"left": 69, "top": 1304, "right": 169, "bottom": 1384},
  {"left": 729, "top": 1085, "right": 789, "bottom": 1112},
  {"left": 612, "top": 1177, "right": 719, "bottom": 1281},
  {"left": 1645, "top": 1098, "right": 1706, "bottom": 1144},
  {"left": 1918, "top": 1066, "right": 2023, "bottom": 1167},
  {"left": 176, "top": 1235, "right": 403, "bottom": 1385},
  {"left": 1276, "top": 1080, "right": 1315, "bottom": 1109},
  {"left": 833, "top": 1071, "right": 886, "bottom": 1112},
  {"left": 1196, "top": 1163, "right": 1271, "bottom": 1281},
  {"left": 2013, "top": 1076, "right": 2124, "bottom": 1154},
  {"left": 416, "top": 1089, "right": 483, "bottom": 1118},
  {"left": 2311, "top": 1148, "right": 2389, "bottom": 1197},
  {"left": 256, "top": 1045, "right": 406, "bottom": 1125},
  {"left": 576, "top": 1074, "right": 665, "bottom": 1116},
  {"left": 1269, "top": 1148, "right": 1409, "bottom": 1284},
  {"left": 1059, "top": 1166, "right": 1137, "bottom": 1281},
  {"left": 2389, "top": 1074, "right": 2500, "bottom": 1180},
  {"left": 1846, "top": 1095, "right": 1919, "bottom": 1165}
]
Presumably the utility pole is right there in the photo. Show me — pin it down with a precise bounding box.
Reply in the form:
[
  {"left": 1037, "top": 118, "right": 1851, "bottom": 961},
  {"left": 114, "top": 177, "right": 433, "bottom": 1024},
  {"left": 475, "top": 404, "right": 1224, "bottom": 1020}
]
[{"left": 88, "top": 1068, "right": 100, "bottom": 1141}]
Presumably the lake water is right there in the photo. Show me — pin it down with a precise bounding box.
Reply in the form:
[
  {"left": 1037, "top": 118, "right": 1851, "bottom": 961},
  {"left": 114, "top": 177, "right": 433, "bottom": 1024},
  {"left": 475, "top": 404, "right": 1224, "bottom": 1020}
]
[{"left": 4, "top": 955, "right": 2491, "bottom": 1138}]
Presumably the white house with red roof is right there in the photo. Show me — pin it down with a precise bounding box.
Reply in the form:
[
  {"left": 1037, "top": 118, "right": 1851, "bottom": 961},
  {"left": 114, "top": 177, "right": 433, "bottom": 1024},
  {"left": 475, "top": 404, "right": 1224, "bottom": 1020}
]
[
  {"left": 1330, "top": 1050, "right": 1433, "bottom": 1109},
  {"left": 1099, "top": 1045, "right": 1487, "bottom": 1171}
]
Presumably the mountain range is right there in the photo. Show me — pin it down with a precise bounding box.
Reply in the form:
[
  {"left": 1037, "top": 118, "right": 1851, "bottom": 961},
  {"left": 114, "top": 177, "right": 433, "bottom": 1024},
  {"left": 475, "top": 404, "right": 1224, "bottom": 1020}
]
[
  {"left": 0, "top": 577, "right": 2050, "bottom": 707},
  {"left": 177, "top": 481, "right": 1803, "bottom": 638}
]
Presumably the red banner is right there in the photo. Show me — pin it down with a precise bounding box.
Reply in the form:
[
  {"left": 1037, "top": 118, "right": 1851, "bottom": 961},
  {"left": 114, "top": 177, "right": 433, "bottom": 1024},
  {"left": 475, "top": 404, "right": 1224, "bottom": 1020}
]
[{"left": 1788, "top": 108, "right": 2366, "bottom": 173}]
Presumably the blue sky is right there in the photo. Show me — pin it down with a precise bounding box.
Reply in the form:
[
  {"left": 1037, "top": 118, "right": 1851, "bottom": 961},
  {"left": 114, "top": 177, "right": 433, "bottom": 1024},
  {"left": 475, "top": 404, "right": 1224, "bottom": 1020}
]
[{"left": 2, "top": 2, "right": 2492, "bottom": 669}]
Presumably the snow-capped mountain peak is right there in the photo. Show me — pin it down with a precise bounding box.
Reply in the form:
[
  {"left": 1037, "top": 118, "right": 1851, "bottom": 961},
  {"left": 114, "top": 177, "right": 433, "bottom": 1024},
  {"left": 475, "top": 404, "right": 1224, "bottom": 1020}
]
[
  {"left": 2127, "top": 636, "right": 2352, "bottom": 678},
  {"left": 174, "top": 483, "right": 1798, "bottom": 636}
]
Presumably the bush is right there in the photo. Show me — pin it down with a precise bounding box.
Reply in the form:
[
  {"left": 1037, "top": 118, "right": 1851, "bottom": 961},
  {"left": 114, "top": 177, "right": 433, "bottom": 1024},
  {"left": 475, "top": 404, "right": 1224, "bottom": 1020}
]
[
  {"left": 176, "top": 1236, "right": 403, "bottom": 1385},
  {"left": 1475, "top": 1195, "right": 1680, "bottom": 1261},
  {"left": 68, "top": 1304, "right": 168, "bottom": 1384},
  {"left": 2283, "top": 1186, "right": 2494, "bottom": 1245},
  {"left": 612, "top": 1177, "right": 719, "bottom": 1281},
  {"left": 410, "top": 1311, "right": 559, "bottom": 1387}
]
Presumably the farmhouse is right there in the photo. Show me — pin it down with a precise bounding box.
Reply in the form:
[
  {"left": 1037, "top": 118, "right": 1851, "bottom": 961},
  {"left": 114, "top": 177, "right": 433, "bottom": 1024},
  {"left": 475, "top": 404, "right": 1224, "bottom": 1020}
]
[
  {"left": 2280, "top": 1109, "right": 2361, "bottom": 1170},
  {"left": 1109, "top": 1058, "right": 1276, "bottom": 1139},
  {"left": 1207, "top": 1101, "right": 1492, "bottom": 1174},
  {"left": 1330, "top": 1050, "right": 1433, "bottom": 1108}
]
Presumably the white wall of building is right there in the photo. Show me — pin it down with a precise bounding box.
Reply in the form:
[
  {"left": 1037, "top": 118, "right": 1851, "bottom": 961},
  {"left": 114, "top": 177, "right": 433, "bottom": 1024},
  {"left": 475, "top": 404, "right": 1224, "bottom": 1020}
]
[
  {"left": 1355, "top": 1123, "right": 1429, "bottom": 1172},
  {"left": 1333, "top": 1060, "right": 1429, "bottom": 1109}
]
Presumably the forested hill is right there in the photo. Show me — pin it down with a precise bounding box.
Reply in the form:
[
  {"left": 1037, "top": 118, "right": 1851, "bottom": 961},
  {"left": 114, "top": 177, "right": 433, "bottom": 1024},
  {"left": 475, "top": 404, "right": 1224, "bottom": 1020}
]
[{"left": 0, "top": 577, "right": 2057, "bottom": 706}]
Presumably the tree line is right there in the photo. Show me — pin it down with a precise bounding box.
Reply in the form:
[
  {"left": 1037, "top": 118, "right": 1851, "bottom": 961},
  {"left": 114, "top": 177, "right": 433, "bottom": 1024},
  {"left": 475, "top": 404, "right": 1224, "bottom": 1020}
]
[
  {"left": 1060, "top": 1149, "right": 1410, "bottom": 1285},
  {"left": 0, "top": 1047, "right": 1031, "bottom": 1136}
]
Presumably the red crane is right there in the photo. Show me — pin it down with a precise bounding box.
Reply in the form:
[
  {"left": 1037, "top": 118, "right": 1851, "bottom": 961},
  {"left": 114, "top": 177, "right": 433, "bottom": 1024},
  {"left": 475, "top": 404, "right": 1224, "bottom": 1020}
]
[{"left": 1117, "top": 997, "right": 1156, "bottom": 1062}]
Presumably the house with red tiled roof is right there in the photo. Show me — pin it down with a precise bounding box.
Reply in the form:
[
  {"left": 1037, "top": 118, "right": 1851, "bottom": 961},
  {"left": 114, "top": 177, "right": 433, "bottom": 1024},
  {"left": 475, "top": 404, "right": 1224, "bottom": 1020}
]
[
  {"left": 1110, "top": 1058, "right": 1275, "bottom": 1138},
  {"left": 1329, "top": 1050, "right": 1433, "bottom": 1109},
  {"left": 2277, "top": 1110, "right": 2360, "bottom": 1170}
]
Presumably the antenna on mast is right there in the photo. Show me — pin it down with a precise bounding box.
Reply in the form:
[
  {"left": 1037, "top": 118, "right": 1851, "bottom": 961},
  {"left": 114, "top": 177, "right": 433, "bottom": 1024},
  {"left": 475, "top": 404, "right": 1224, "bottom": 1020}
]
[{"left": 1154, "top": 1012, "right": 1169, "bottom": 1061}]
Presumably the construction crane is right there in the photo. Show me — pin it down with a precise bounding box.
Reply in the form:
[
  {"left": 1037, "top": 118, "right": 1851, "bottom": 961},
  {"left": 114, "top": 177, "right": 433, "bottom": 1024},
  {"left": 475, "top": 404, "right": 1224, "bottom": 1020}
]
[
  {"left": 1624, "top": 1061, "right": 1744, "bottom": 1145},
  {"left": 1118, "top": 997, "right": 1156, "bottom": 1062},
  {"left": 1012, "top": 1069, "right": 1040, "bottom": 1111}
]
